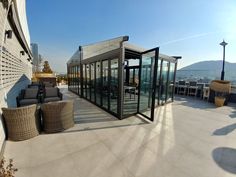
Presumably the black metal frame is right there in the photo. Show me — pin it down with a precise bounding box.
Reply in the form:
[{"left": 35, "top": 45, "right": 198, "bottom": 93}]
[{"left": 137, "top": 47, "right": 159, "bottom": 121}]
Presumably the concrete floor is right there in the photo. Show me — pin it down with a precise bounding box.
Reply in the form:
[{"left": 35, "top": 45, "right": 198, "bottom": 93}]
[{"left": 3, "top": 86, "right": 236, "bottom": 177}]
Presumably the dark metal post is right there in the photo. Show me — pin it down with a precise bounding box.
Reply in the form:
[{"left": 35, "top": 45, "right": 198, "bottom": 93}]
[{"left": 220, "top": 40, "right": 228, "bottom": 80}]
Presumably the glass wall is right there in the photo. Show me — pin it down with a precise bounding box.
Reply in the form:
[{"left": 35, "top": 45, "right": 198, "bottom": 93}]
[
  {"left": 110, "top": 59, "right": 118, "bottom": 114},
  {"left": 102, "top": 60, "right": 109, "bottom": 109},
  {"left": 86, "top": 65, "right": 90, "bottom": 100},
  {"left": 90, "top": 63, "right": 95, "bottom": 102},
  {"left": 160, "top": 60, "right": 169, "bottom": 104},
  {"left": 83, "top": 64, "right": 86, "bottom": 97},
  {"left": 68, "top": 48, "right": 178, "bottom": 120},
  {"left": 77, "top": 65, "right": 81, "bottom": 95},
  {"left": 167, "top": 62, "right": 176, "bottom": 101},
  {"left": 95, "top": 61, "right": 101, "bottom": 106},
  {"left": 68, "top": 65, "right": 80, "bottom": 94}
]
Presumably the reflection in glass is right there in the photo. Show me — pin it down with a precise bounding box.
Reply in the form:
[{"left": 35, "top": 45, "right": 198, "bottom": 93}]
[
  {"left": 139, "top": 51, "right": 155, "bottom": 118},
  {"left": 86, "top": 64, "right": 90, "bottom": 99},
  {"left": 110, "top": 59, "right": 118, "bottom": 114},
  {"left": 83, "top": 64, "right": 86, "bottom": 97},
  {"left": 160, "top": 61, "right": 169, "bottom": 103},
  {"left": 102, "top": 60, "right": 108, "bottom": 109},
  {"left": 90, "top": 63, "right": 95, "bottom": 102},
  {"left": 95, "top": 62, "right": 101, "bottom": 105},
  {"left": 167, "top": 63, "right": 175, "bottom": 101},
  {"left": 77, "top": 66, "right": 81, "bottom": 96},
  {"left": 123, "top": 58, "right": 139, "bottom": 116}
]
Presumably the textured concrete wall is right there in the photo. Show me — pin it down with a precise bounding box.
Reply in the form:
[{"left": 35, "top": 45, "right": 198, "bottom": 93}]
[{"left": 0, "top": 0, "right": 32, "bottom": 152}]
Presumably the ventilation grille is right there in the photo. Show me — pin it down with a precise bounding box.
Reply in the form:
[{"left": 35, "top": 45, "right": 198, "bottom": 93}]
[{"left": 0, "top": 46, "right": 30, "bottom": 88}]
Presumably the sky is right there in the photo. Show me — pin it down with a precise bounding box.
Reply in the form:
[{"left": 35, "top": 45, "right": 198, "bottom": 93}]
[{"left": 26, "top": 0, "right": 236, "bottom": 73}]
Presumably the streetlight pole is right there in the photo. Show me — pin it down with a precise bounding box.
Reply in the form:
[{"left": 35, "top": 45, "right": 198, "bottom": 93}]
[{"left": 220, "top": 40, "right": 228, "bottom": 80}]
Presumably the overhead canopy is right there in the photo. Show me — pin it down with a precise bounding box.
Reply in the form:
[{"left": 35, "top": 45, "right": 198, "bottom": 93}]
[{"left": 67, "top": 36, "right": 177, "bottom": 65}]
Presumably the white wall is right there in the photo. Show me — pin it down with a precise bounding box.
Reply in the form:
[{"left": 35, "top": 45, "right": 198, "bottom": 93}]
[{"left": 15, "top": 0, "right": 31, "bottom": 48}]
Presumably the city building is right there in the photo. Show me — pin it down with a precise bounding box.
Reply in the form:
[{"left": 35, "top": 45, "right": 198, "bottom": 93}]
[
  {"left": 31, "top": 43, "right": 43, "bottom": 72},
  {"left": 67, "top": 36, "right": 179, "bottom": 121},
  {"left": 31, "top": 43, "right": 38, "bottom": 72},
  {"left": 0, "top": 0, "right": 32, "bottom": 153}
]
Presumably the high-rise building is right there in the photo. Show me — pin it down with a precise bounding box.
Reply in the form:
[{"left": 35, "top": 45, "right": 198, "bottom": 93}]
[
  {"left": 31, "top": 43, "right": 39, "bottom": 72},
  {"left": 0, "top": 0, "right": 32, "bottom": 152}
]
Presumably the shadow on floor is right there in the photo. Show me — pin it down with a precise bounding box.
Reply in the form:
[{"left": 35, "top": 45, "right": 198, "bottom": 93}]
[
  {"left": 174, "top": 96, "right": 216, "bottom": 110},
  {"left": 212, "top": 147, "right": 236, "bottom": 174},
  {"left": 57, "top": 86, "right": 151, "bottom": 133},
  {"left": 229, "top": 111, "right": 236, "bottom": 119},
  {"left": 213, "top": 123, "right": 236, "bottom": 136}
]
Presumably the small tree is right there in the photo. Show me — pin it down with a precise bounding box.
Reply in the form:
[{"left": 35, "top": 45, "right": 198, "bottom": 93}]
[{"left": 42, "top": 61, "right": 53, "bottom": 73}]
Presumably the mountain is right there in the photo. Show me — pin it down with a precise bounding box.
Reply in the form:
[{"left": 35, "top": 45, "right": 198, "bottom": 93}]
[{"left": 177, "top": 60, "right": 236, "bottom": 83}]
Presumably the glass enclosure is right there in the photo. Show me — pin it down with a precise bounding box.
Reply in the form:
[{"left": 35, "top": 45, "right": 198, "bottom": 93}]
[{"left": 68, "top": 47, "right": 178, "bottom": 120}]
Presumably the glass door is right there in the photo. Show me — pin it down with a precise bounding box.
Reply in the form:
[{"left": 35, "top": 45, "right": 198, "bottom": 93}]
[
  {"left": 138, "top": 48, "right": 159, "bottom": 121},
  {"left": 159, "top": 60, "right": 169, "bottom": 104}
]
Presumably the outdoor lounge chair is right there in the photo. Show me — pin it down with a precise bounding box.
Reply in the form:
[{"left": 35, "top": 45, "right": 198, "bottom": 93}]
[
  {"left": 177, "top": 81, "right": 187, "bottom": 95},
  {"left": 43, "top": 81, "right": 54, "bottom": 87},
  {"left": 41, "top": 100, "right": 74, "bottom": 133},
  {"left": 187, "top": 81, "right": 198, "bottom": 97},
  {"left": 42, "top": 87, "right": 63, "bottom": 103},
  {"left": 1, "top": 104, "right": 39, "bottom": 141},
  {"left": 16, "top": 88, "right": 40, "bottom": 107}
]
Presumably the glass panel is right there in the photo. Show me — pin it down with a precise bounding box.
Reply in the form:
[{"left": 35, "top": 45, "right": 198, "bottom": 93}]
[
  {"left": 123, "top": 67, "right": 139, "bottom": 116},
  {"left": 102, "top": 60, "right": 108, "bottom": 109},
  {"left": 139, "top": 50, "right": 156, "bottom": 119},
  {"left": 77, "top": 65, "right": 81, "bottom": 95},
  {"left": 110, "top": 59, "right": 118, "bottom": 114},
  {"left": 155, "top": 62, "right": 161, "bottom": 106},
  {"left": 72, "top": 66, "right": 75, "bottom": 91},
  {"left": 95, "top": 62, "right": 101, "bottom": 105},
  {"left": 167, "top": 62, "right": 175, "bottom": 101},
  {"left": 90, "top": 63, "right": 95, "bottom": 102},
  {"left": 129, "top": 69, "right": 134, "bottom": 85},
  {"left": 160, "top": 61, "right": 169, "bottom": 103},
  {"left": 83, "top": 64, "right": 86, "bottom": 97},
  {"left": 86, "top": 64, "right": 90, "bottom": 99}
]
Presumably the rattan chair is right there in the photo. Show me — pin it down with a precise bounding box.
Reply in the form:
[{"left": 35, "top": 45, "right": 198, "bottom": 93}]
[
  {"left": 41, "top": 100, "right": 74, "bottom": 133},
  {"left": 1, "top": 104, "right": 39, "bottom": 141}
]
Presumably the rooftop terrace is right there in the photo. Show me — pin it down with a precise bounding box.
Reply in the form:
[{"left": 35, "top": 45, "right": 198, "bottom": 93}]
[{"left": 3, "top": 85, "right": 236, "bottom": 177}]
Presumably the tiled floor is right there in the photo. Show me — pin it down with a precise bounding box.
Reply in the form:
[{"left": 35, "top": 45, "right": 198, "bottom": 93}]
[{"left": 3, "top": 86, "right": 236, "bottom": 177}]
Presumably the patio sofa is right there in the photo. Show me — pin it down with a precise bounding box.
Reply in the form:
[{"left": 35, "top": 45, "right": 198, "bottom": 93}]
[
  {"left": 42, "top": 87, "right": 63, "bottom": 103},
  {"left": 16, "top": 88, "right": 40, "bottom": 107}
]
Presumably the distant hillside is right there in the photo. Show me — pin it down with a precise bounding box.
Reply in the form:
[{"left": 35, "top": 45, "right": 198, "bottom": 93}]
[{"left": 177, "top": 60, "right": 236, "bottom": 83}]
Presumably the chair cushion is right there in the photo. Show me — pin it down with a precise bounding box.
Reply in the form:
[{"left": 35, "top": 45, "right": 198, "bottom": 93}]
[
  {"left": 44, "top": 97, "right": 60, "bottom": 103},
  {"left": 24, "top": 88, "right": 38, "bottom": 99},
  {"left": 20, "top": 99, "right": 38, "bottom": 106},
  {"left": 46, "top": 88, "right": 58, "bottom": 97}
]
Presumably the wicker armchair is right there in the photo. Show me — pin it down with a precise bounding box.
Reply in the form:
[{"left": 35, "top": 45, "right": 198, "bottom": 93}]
[
  {"left": 16, "top": 88, "right": 40, "bottom": 107},
  {"left": 1, "top": 104, "right": 39, "bottom": 141},
  {"left": 42, "top": 87, "right": 63, "bottom": 103},
  {"left": 41, "top": 100, "right": 74, "bottom": 133}
]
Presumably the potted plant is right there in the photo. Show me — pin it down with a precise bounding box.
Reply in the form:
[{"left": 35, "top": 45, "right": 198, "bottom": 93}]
[
  {"left": 0, "top": 157, "right": 17, "bottom": 177},
  {"left": 214, "top": 92, "right": 226, "bottom": 107}
]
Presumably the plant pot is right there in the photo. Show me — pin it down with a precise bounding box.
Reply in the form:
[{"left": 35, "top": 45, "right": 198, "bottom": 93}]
[{"left": 215, "top": 96, "right": 225, "bottom": 107}]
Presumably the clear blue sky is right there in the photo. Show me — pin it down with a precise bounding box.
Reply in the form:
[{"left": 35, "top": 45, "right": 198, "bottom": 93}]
[{"left": 26, "top": 0, "right": 236, "bottom": 73}]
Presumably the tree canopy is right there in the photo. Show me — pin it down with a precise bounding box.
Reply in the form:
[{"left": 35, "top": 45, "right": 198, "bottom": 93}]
[{"left": 42, "top": 61, "right": 53, "bottom": 73}]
